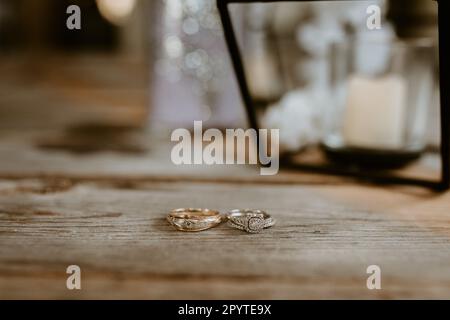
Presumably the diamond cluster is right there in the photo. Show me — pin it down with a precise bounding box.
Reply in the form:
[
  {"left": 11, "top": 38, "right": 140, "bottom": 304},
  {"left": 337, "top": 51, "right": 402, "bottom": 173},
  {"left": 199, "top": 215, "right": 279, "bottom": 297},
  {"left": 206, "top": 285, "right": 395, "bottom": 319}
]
[{"left": 228, "top": 215, "right": 265, "bottom": 233}]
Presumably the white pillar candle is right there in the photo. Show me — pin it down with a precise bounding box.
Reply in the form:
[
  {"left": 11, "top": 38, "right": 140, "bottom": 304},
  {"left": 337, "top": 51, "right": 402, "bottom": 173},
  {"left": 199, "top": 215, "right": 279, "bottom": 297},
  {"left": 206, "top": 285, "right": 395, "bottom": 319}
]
[{"left": 343, "top": 74, "right": 407, "bottom": 149}]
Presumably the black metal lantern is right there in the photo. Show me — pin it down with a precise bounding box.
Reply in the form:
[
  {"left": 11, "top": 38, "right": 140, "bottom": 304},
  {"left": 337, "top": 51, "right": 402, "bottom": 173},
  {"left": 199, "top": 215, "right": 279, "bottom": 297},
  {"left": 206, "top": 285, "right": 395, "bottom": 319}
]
[{"left": 218, "top": 0, "right": 450, "bottom": 191}]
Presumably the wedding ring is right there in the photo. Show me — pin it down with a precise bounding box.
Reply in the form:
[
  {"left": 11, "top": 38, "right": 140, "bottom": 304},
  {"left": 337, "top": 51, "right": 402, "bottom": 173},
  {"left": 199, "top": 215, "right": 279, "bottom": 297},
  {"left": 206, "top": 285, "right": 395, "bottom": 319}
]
[
  {"left": 226, "top": 209, "right": 275, "bottom": 233},
  {"left": 167, "top": 208, "right": 223, "bottom": 232}
]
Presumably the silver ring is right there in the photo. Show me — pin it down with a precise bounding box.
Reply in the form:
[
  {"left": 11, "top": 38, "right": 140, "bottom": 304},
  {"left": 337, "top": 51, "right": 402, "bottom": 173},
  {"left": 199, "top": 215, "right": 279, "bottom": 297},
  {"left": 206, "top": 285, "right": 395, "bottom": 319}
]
[{"left": 226, "top": 209, "right": 275, "bottom": 233}]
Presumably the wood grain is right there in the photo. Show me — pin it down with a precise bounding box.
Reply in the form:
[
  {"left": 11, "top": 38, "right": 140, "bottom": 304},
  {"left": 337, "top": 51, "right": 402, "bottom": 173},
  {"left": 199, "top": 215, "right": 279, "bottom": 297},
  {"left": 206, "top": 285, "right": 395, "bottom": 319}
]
[{"left": 1, "top": 178, "right": 449, "bottom": 299}]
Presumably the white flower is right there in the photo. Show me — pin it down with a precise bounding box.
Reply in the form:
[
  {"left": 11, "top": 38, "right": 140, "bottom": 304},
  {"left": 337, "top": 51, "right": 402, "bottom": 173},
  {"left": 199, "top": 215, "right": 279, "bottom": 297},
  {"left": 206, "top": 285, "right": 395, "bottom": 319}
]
[{"left": 262, "top": 89, "right": 324, "bottom": 152}]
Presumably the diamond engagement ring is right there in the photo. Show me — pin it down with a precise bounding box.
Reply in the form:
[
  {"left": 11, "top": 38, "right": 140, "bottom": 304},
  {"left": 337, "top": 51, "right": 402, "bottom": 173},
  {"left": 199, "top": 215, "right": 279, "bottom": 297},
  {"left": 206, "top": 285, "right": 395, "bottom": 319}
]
[
  {"left": 226, "top": 209, "right": 275, "bottom": 233},
  {"left": 167, "top": 208, "right": 223, "bottom": 232}
]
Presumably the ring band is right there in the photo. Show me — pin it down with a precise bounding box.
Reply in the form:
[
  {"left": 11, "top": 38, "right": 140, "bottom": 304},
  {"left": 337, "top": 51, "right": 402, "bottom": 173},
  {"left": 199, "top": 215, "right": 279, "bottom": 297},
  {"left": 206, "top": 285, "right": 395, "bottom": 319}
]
[
  {"left": 167, "top": 208, "right": 223, "bottom": 232},
  {"left": 226, "top": 209, "right": 275, "bottom": 233}
]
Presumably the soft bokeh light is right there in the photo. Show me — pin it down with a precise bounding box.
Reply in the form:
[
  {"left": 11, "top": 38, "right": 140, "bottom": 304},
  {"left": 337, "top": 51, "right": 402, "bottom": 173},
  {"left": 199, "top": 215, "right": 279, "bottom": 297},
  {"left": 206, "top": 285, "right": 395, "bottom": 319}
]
[{"left": 96, "top": 0, "right": 137, "bottom": 26}]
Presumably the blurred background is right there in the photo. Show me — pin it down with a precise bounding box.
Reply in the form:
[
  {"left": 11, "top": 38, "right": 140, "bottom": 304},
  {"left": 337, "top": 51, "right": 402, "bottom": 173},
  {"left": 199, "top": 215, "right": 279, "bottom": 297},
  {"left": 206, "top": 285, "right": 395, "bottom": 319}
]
[
  {"left": 0, "top": 0, "right": 441, "bottom": 177},
  {"left": 0, "top": 0, "right": 246, "bottom": 133}
]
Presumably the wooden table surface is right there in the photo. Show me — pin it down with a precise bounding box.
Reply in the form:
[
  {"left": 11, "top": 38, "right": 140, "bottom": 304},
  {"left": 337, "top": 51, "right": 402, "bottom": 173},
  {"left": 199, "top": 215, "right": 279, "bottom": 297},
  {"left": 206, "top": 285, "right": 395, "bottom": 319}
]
[
  {"left": 0, "top": 129, "right": 449, "bottom": 300},
  {"left": 1, "top": 55, "right": 450, "bottom": 300}
]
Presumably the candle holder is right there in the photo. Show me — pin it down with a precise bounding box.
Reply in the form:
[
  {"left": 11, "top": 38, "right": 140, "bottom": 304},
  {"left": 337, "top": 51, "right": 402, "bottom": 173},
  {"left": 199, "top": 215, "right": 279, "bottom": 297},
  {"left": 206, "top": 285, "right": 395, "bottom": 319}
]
[
  {"left": 323, "top": 38, "right": 435, "bottom": 169},
  {"left": 218, "top": 0, "right": 450, "bottom": 191}
]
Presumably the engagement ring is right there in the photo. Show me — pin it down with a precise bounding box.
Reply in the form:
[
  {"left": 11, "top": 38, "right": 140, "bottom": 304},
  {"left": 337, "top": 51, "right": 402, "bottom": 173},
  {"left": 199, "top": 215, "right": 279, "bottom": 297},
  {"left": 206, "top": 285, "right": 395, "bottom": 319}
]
[{"left": 226, "top": 209, "right": 275, "bottom": 233}]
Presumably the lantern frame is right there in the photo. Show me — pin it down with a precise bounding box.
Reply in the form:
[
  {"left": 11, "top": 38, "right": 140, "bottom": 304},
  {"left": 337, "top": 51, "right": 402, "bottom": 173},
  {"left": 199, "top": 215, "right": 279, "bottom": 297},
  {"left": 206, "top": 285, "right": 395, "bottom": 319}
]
[{"left": 217, "top": 0, "right": 450, "bottom": 191}]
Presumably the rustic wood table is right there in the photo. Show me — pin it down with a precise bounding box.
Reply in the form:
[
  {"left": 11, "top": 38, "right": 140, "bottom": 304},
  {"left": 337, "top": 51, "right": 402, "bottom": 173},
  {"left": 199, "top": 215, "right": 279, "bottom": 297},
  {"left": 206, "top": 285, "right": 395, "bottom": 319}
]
[
  {"left": 1, "top": 55, "right": 449, "bottom": 300},
  {"left": 0, "top": 129, "right": 449, "bottom": 300}
]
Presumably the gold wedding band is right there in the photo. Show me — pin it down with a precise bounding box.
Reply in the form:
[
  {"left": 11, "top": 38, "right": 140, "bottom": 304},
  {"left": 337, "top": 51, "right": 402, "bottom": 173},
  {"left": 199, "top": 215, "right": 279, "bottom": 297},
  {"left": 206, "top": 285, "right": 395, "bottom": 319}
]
[{"left": 167, "top": 208, "right": 223, "bottom": 232}]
